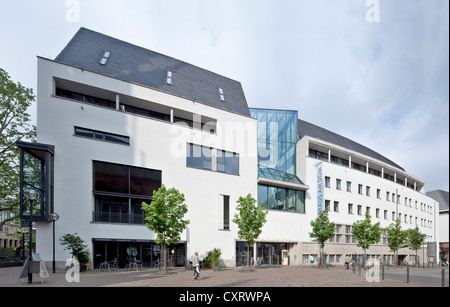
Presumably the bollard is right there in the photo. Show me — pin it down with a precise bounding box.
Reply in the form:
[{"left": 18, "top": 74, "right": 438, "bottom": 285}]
[
  {"left": 407, "top": 267, "right": 410, "bottom": 283},
  {"left": 443, "top": 269, "right": 446, "bottom": 287},
  {"left": 382, "top": 264, "right": 384, "bottom": 280}
]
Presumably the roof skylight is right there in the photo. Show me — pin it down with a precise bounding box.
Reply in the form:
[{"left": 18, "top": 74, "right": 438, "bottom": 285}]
[{"left": 99, "top": 51, "right": 111, "bottom": 65}]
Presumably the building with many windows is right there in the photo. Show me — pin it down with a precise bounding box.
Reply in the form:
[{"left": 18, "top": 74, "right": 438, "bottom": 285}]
[
  {"left": 427, "top": 190, "right": 449, "bottom": 263},
  {"left": 295, "top": 120, "right": 439, "bottom": 265},
  {"left": 31, "top": 28, "right": 439, "bottom": 269}
]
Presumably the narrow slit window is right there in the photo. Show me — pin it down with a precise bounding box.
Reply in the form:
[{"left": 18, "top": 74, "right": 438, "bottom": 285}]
[{"left": 167, "top": 71, "right": 172, "bottom": 85}]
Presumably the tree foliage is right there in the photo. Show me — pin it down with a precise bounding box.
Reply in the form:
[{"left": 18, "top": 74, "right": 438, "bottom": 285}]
[
  {"left": 232, "top": 193, "right": 268, "bottom": 270},
  {"left": 385, "top": 219, "right": 408, "bottom": 266},
  {"left": 309, "top": 210, "right": 335, "bottom": 268},
  {"left": 0, "top": 67, "right": 36, "bottom": 227},
  {"left": 405, "top": 226, "right": 427, "bottom": 266},
  {"left": 59, "top": 233, "right": 90, "bottom": 265},
  {"left": 141, "top": 185, "right": 190, "bottom": 272},
  {"left": 352, "top": 211, "right": 382, "bottom": 250}
]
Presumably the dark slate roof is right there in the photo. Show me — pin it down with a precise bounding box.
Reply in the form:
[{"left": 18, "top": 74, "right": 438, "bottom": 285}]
[
  {"left": 298, "top": 119, "right": 405, "bottom": 171},
  {"left": 55, "top": 28, "right": 250, "bottom": 117},
  {"left": 427, "top": 190, "right": 449, "bottom": 211}
]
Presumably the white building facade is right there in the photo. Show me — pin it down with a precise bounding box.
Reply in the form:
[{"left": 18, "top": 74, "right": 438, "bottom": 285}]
[
  {"left": 296, "top": 122, "right": 439, "bottom": 265},
  {"left": 32, "top": 28, "right": 439, "bottom": 269}
]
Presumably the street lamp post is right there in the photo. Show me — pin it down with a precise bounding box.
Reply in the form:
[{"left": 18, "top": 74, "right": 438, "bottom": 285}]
[
  {"left": 48, "top": 212, "right": 60, "bottom": 273},
  {"left": 23, "top": 188, "right": 40, "bottom": 284}
]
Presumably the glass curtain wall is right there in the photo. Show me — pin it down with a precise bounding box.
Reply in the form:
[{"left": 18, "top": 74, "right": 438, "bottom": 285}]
[{"left": 250, "top": 108, "right": 297, "bottom": 175}]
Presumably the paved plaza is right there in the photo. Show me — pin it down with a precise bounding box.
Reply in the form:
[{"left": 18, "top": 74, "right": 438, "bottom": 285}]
[{"left": 1, "top": 264, "right": 447, "bottom": 288}]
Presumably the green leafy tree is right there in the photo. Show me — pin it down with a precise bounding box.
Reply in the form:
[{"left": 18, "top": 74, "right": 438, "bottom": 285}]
[
  {"left": 141, "top": 185, "right": 190, "bottom": 272},
  {"left": 232, "top": 193, "right": 268, "bottom": 271},
  {"left": 0, "top": 68, "right": 36, "bottom": 227},
  {"left": 405, "top": 226, "right": 427, "bottom": 267},
  {"left": 385, "top": 219, "right": 408, "bottom": 266},
  {"left": 59, "top": 233, "right": 90, "bottom": 265},
  {"left": 352, "top": 211, "right": 381, "bottom": 266},
  {"left": 309, "top": 210, "right": 335, "bottom": 268}
]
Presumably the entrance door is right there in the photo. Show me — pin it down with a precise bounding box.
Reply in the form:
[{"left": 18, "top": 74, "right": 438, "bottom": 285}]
[
  {"left": 175, "top": 244, "right": 186, "bottom": 266},
  {"left": 142, "top": 244, "right": 153, "bottom": 267}
]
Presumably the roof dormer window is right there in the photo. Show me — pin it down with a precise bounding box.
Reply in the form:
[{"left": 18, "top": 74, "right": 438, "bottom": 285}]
[
  {"left": 219, "top": 88, "right": 225, "bottom": 101},
  {"left": 166, "top": 71, "right": 172, "bottom": 85}
]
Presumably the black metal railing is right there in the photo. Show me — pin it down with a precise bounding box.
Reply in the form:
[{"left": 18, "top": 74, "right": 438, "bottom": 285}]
[{"left": 93, "top": 211, "right": 145, "bottom": 225}]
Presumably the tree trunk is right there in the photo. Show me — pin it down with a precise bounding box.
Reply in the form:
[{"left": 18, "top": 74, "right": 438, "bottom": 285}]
[
  {"left": 243, "top": 241, "right": 253, "bottom": 272},
  {"left": 161, "top": 239, "right": 167, "bottom": 272}
]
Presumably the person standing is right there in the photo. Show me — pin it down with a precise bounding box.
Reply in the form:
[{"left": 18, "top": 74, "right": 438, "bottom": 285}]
[
  {"left": 309, "top": 255, "right": 315, "bottom": 268},
  {"left": 345, "top": 255, "right": 351, "bottom": 269},
  {"left": 192, "top": 252, "right": 200, "bottom": 279}
]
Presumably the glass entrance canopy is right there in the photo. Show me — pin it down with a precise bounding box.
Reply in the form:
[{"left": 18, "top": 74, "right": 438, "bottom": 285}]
[{"left": 258, "top": 166, "right": 304, "bottom": 185}]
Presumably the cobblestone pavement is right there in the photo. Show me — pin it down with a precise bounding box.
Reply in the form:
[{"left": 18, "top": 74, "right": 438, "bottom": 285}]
[{"left": 1, "top": 265, "right": 444, "bottom": 288}]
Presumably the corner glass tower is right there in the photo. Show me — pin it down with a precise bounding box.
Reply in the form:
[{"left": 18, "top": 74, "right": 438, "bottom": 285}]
[
  {"left": 250, "top": 108, "right": 307, "bottom": 213},
  {"left": 249, "top": 108, "right": 298, "bottom": 175}
]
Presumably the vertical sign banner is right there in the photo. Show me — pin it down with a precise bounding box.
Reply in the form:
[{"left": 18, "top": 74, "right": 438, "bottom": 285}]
[{"left": 316, "top": 162, "right": 323, "bottom": 215}]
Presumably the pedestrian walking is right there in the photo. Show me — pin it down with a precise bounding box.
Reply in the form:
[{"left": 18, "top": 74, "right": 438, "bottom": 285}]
[
  {"left": 309, "top": 255, "right": 315, "bottom": 268},
  {"left": 345, "top": 255, "right": 351, "bottom": 269},
  {"left": 192, "top": 252, "right": 200, "bottom": 279}
]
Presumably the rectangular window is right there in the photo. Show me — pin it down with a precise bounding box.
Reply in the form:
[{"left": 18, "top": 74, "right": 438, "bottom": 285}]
[
  {"left": 276, "top": 187, "right": 286, "bottom": 210},
  {"left": 296, "top": 190, "right": 305, "bottom": 213},
  {"left": 325, "top": 177, "right": 330, "bottom": 188},
  {"left": 93, "top": 161, "right": 161, "bottom": 224},
  {"left": 187, "top": 143, "right": 212, "bottom": 170},
  {"left": 188, "top": 144, "right": 238, "bottom": 175},
  {"left": 217, "top": 150, "right": 239, "bottom": 175},
  {"left": 75, "top": 127, "right": 130, "bottom": 145},
  {"left": 93, "top": 161, "right": 161, "bottom": 196},
  {"left": 94, "top": 162, "right": 129, "bottom": 194},
  {"left": 336, "top": 179, "right": 341, "bottom": 190},
  {"left": 223, "top": 195, "right": 230, "bottom": 230},
  {"left": 346, "top": 181, "right": 351, "bottom": 192},
  {"left": 287, "top": 189, "right": 296, "bottom": 212},
  {"left": 258, "top": 184, "right": 305, "bottom": 213},
  {"left": 267, "top": 186, "right": 277, "bottom": 210},
  {"left": 334, "top": 201, "right": 339, "bottom": 212},
  {"left": 348, "top": 203, "right": 353, "bottom": 214},
  {"left": 346, "top": 226, "right": 351, "bottom": 234},
  {"left": 258, "top": 185, "right": 268, "bottom": 209}
]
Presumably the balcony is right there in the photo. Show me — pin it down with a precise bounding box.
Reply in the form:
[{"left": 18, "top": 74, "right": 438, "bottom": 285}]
[{"left": 92, "top": 211, "right": 145, "bottom": 225}]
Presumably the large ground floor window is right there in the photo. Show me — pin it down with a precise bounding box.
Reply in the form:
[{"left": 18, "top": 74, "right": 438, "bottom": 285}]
[
  {"left": 256, "top": 242, "right": 287, "bottom": 265},
  {"left": 236, "top": 241, "right": 288, "bottom": 266},
  {"left": 236, "top": 242, "right": 254, "bottom": 266},
  {"left": 92, "top": 239, "right": 186, "bottom": 269}
]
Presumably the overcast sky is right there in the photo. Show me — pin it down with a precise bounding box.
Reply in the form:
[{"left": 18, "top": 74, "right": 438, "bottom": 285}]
[{"left": 1, "top": 0, "right": 448, "bottom": 192}]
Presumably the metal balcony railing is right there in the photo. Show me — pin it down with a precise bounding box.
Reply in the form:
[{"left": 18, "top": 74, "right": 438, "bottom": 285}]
[{"left": 93, "top": 211, "right": 145, "bottom": 225}]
